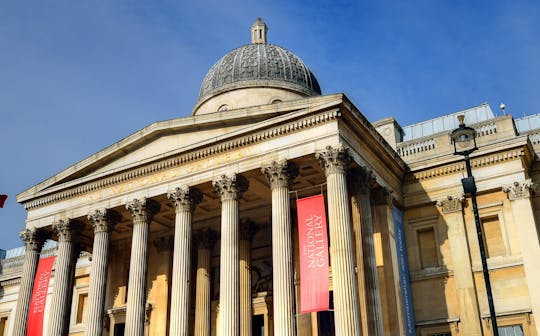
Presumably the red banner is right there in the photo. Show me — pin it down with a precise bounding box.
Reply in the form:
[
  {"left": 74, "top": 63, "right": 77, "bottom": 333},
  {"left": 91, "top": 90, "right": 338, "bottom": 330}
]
[
  {"left": 297, "top": 194, "right": 329, "bottom": 313},
  {"left": 27, "top": 256, "right": 55, "bottom": 336}
]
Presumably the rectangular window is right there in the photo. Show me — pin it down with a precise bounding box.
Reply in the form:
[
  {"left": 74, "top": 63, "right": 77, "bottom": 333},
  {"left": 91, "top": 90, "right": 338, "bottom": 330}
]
[
  {"left": 498, "top": 324, "right": 524, "bottom": 336},
  {"left": 76, "top": 293, "right": 89, "bottom": 324},
  {"left": 0, "top": 316, "right": 7, "bottom": 336},
  {"left": 482, "top": 216, "right": 506, "bottom": 257},
  {"left": 418, "top": 227, "right": 438, "bottom": 268}
]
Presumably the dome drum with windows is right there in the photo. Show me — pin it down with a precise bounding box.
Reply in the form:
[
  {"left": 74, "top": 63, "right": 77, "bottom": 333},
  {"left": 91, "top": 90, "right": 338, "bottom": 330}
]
[{"left": 193, "top": 18, "right": 321, "bottom": 115}]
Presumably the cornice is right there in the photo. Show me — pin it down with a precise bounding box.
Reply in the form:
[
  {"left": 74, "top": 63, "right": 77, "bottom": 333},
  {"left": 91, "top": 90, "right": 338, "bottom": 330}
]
[
  {"left": 23, "top": 108, "right": 341, "bottom": 210},
  {"left": 406, "top": 148, "right": 527, "bottom": 182}
]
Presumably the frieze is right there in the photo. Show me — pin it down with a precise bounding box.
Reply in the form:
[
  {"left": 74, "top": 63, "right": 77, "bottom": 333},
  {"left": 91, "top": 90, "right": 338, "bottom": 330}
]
[
  {"left": 24, "top": 109, "right": 341, "bottom": 210},
  {"left": 502, "top": 180, "right": 536, "bottom": 200}
]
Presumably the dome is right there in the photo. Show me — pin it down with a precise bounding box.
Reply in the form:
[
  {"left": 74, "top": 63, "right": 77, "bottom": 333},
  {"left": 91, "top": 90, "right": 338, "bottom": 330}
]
[{"left": 194, "top": 19, "right": 321, "bottom": 114}]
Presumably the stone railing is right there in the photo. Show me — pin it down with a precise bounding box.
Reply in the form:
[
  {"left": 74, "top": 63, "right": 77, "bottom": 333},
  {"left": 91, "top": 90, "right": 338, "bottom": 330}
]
[
  {"left": 397, "top": 138, "right": 436, "bottom": 157},
  {"left": 475, "top": 122, "right": 497, "bottom": 138}
]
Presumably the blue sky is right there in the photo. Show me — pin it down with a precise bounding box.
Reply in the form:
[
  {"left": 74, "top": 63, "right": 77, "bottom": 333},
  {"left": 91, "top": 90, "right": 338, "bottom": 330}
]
[{"left": 1, "top": 0, "right": 539, "bottom": 250}]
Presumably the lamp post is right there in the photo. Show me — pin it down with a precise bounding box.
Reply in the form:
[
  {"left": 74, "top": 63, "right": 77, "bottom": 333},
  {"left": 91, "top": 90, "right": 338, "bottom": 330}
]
[{"left": 451, "top": 115, "right": 499, "bottom": 335}]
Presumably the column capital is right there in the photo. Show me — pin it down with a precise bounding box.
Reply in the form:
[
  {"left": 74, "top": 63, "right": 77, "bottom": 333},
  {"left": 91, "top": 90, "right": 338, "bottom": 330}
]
[
  {"left": 19, "top": 228, "right": 46, "bottom": 252},
  {"left": 52, "top": 219, "right": 83, "bottom": 243},
  {"left": 503, "top": 180, "right": 536, "bottom": 200},
  {"left": 261, "top": 160, "right": 298, "bottom": 189},
  {"left": 212, "top": 174, "right": 249, "bottom": 201},
  {"left": 167, "top": 186, "right": 203, "bottom": 213},
  {"left": 87, "top": 209, "right": 121, "bottom": 233},
  {"left": 239, "top": 219, "right": 259, "bottom": 241},
  {"left": 370, "top": 187, "right": 393, "bottom": 206},
  {"left": 193, "top": 229, "right": 218, "bottom": 250},
  {"left": 349, "top": 166, "right": 376, "bottom": 196},
  {"left": 316, "top": 145, "right": 352, "bottom": 176},
  {"left": 437, "top": 195, "right": 465, "bottom": 214},
  {"left": 125, "top": 198, "right": 160, "bottom": 223}
]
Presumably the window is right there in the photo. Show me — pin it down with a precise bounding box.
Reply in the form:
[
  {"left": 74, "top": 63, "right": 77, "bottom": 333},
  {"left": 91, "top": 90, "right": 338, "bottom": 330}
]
[
  {"left": 498, "top": 325, "right": 524, "bottom": 336},
  {"left": 482, "top": 216, "right": 505, "bottom": 257},
  {"left": 418, "top": 227, "right": 439, "bottom": 268},
  {"left": 0, "top": 316, "right": 8, "bottom": 336},
  {"left": 76, "top": 293, "right": 89, "bottom": 324}
]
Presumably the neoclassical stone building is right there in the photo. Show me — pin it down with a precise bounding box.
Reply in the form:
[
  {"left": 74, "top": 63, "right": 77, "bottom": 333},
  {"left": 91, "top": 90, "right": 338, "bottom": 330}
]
[{"left": 2, "top": 18, "right": 540, "bottom": 336}]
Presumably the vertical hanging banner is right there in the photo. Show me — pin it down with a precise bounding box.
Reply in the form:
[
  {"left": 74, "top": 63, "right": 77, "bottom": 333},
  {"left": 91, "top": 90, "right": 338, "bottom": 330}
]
[
  {"left": 393, "top": 206, "right": 416, "bottom": 336},
  {"left": 297, "top": 194, "right": 329, "bottom": 313},
  {"left": 27, "top": 256, "right": 55, "bottom": 336}
]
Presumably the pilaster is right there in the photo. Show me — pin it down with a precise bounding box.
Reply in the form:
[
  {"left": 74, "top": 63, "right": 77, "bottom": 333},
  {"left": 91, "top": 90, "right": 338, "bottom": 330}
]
[
  {"left": 239, "top": 220, "right": 258, "bottom": 336},
  {"left": 502, "top": 180, "right": 540, "bottom": 335},
  {"left": 193, "top": 229, "right": 217, "bottom": 336},
  {"left": 436, "top": 195, "right": 482, "bottom": 336}
]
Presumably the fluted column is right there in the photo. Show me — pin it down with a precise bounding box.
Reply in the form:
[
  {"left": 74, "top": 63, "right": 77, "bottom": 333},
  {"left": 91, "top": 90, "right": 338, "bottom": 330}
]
[
  {"left": 239, "top": 220, "right": 259, "bottom": 336},
  {"left": 125, "top": 198, "right": 160, "bottom": 336},
  {"left": 437, "top": 195, "right": 482, "bottom": 336},
  {"left": 86, "top": 209, "right": 120, "bottom": 336},
  {"left": 350, "top": 167, "right": 384, "bottom": 336},
  {"left": 168, "top": 186, "right": 203, "bottom": 336},
  {"left": 48, "top": 219, "right": 82, "bottom": 336},
  {"left": 12, "top": 229, "right": 46, "bottom": 336},
  {"left": 503, "top": 180, "right": 540, "bottom": 336},
  {"left": 316, "top": 145, "right": 361, "bottom": 335},
  {"left": 262, "top": 160, "right": 298, "bottom": 336},
  {"left": 194, "top": 230, "right": 217, "bottom": 336},
  {"left": 213, "top": 174, "right": 249, "bottom": 336}
]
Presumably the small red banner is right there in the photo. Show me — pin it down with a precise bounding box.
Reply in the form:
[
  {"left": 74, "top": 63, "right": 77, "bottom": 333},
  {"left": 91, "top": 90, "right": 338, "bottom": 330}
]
[
  {"left": 297, "top": 194, "right": 329, "bottom": 313},
  {"left": 27, "top": 256, "right": 55, "bottom": 336}
]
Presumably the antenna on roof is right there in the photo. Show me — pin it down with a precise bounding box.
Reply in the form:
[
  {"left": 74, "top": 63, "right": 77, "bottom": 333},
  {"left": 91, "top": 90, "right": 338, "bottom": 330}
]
[{"left": 499, "top": 103, "right": 506, "bottom": 116}]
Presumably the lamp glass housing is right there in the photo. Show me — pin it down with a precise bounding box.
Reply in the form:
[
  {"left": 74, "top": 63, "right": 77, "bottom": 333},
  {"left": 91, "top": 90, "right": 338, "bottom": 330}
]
[{"left": 451, "top": 125, "right": 477, "bottom": 156}]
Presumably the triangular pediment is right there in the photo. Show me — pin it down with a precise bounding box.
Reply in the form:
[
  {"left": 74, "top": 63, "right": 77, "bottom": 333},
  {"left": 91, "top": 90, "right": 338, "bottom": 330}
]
[{"left": 17, "top": 94, "right": 345, "bottom": 203}]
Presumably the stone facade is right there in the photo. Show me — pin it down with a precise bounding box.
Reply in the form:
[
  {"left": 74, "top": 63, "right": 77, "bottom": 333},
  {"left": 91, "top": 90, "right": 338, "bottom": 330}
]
[{"left": 1, "top": 18, "right": 539, "bottom": 336}]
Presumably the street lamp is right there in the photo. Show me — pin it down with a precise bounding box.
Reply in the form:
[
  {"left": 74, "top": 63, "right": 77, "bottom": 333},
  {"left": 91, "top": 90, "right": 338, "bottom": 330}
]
[{"left": 451, "top": 115, "right": 499, "bottom": 335}]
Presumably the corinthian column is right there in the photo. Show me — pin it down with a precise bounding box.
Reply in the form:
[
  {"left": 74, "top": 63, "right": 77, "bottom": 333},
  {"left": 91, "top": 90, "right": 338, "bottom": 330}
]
[
  {"left": 13, "top": 228, "right": 46, "bottom": 336},
  {"left": 48, "top": 219, "right": 82, "bottom": 336},
  {"left": 349, "top": 167, "right": 384, "bottom": 336},
  {"left": 436, "top": 195, "right": 482, "bottom": 336},
  {"left": 86, "top": 209, "right": 120, "bottom": 336},
  {"left": 239, "top": 220, "right": 259, "bottom": 336},
  {"left": 193, "top": 229, "right": 217, "bottom": 336},
  {"left": 168, "top": 186, "right": 202, "bottom": 336},
  {"left": 262, "top": 160, "right": 298, "bottom": 336},
  {"left": 316, "top": 145, "right": 361, "bottom": 335},
  {"left": 213, "top": 174, "right": 249, "bottom": 336},
  {"left": 125, "top": 198, "right": 160, "bottom": 336},
  {"left": 503, "top": 180, "right": 540, "bottom": 336}
]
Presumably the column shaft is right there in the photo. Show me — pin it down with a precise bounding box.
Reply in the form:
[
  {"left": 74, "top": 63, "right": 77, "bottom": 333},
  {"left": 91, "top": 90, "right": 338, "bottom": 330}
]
[
  {"left": 194, "top": 245, "right": 212, "bottom": 336},
  {"left": 316, "top": 146, "right": 361, "bottom": 335},
  {"left": 86, "top": 209, "right": 118, "bottom": 336},
  {"left": 125, "top": 198, "right": 160, "bottom": 336},
  {"left": 213, "top": 174, "right": 248, "bottom": 336},
  {"left": 168, "top": 187, "right": 202, "bottom": 336},
  {"left": 262, "top": 161, "right": 298, "bottom": 336},
  {"left": 355, "top": 192, "right": 384, "bottom": 335},
  {"left": 240, "top": 239, "right": 252, "bottom": 336},
  {"left": 48, "top": 220, "right": 80, "bottom": 336},
  {"left": 13, "top": 229, "right": 45, "bottom": 336}
]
